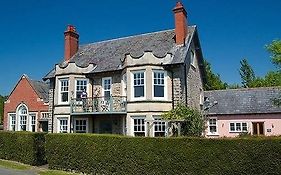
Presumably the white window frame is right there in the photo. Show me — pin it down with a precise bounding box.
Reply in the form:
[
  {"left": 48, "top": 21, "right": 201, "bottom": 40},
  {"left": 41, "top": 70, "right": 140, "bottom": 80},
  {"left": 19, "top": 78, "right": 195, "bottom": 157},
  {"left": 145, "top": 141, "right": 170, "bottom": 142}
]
[
  {"left": 131, "top": 70, "right": 146, "bottom": 101},
  {"left": 59, "top": 79, "right": 69, "bottom": 104},
  {"left": 132, "top": 116, "right": 146, "bottom": 137},
  {"left": 17, "top": 105, "right": 28, "bottom": 131},
  {"left": 208, "top": 117, "right": 218, "bottom": 135},
  {"left": 152, "top": 70, "right": 167, "bottom": 100},
  {"left": 153, "top": 116, "right": 166, "bottom": 137},
  {"left": 190, "top": 50, "right": 196, "bottom": 67},
  {"left": 58, "top": 117, "right": 68, "bottom": 133},
  {"left": 74, "top": 118, "right": 88, "bottom": 133},
  {"left": 229, "top": 122, "right": 248, "bottom": 133},
  {"left": 75, "top": 79, "right": 88, "bottom": 100},
  {"left": 102, "top": 77, "right": 112, "bottom": 97},
  {"left": 29, "top": 113, "right": 37, "bottom": 132},
  {"left": 9, "top": 113, "right": 16, "bottom": 131}
]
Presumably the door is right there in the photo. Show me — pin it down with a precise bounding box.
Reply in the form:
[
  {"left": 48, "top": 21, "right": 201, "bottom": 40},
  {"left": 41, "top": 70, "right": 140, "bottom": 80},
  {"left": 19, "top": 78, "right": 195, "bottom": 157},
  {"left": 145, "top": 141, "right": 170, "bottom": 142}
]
[
  {"left": 41, "top": 121, "right": 48, "bottom": 132},
  {"left": 99, "top": 120, "right": 112, "bottom": 134},
  {"left": 252, "top": 122, "right": 264, "bottom": 135}
]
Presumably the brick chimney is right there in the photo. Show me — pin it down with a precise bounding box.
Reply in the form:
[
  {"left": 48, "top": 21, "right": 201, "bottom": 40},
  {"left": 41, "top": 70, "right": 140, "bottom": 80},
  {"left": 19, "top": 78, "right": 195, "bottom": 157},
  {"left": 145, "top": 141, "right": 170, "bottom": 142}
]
[
  {"left": 173, "top": 2, "right": 188, "bottom": 45},
  {"left": 64, "top": 25, "right": 79, "bottom": 62}
]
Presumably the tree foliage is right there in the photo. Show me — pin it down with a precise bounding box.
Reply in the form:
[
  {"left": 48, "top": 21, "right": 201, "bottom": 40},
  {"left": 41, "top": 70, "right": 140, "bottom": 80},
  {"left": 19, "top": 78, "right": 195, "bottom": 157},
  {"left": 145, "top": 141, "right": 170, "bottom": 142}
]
[
  {"left": 0, "top": 95, "right": 5, "bottom": 125},
  {"left": 204, "top": 60, "right": 227, "bottom": 90},
  {"left": 266, "top": 40, "right": 281, "bottom": 69},
  {"left": 162, "top": 104, "right": 205, "bottom": 137},
  {"left": 239, "top": 58, "right": 256, "bottom": 88}
]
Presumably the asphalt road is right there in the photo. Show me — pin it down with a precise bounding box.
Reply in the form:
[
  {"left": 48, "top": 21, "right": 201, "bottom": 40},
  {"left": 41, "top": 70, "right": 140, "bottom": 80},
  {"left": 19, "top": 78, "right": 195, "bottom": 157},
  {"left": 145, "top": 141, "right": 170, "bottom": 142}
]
[{"left": 0, "top": 166, "right": 37, "bottom": 175}]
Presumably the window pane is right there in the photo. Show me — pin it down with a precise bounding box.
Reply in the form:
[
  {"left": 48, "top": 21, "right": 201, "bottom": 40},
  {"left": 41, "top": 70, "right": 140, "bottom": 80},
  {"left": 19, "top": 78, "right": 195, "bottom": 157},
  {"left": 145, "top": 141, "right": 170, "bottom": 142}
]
[
  {"left": 134, "top": 86, "right": 144, "bottom": 97},
  {"left": 230, "top": 123, "right": 235, "bottom": 131},
  {"left": 154, "top": 86, "right": 164, "bottom": 97}
]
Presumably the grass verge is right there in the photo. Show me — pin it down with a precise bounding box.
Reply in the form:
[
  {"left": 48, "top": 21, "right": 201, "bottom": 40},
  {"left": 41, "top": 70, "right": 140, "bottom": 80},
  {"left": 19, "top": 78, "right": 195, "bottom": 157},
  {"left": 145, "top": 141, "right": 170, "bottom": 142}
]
[
  {"left": 0, "top": 159, "right": 31, "bottom": 170},
  {"left": 38, "top": 170, "right": 79, "bottom": 175}
]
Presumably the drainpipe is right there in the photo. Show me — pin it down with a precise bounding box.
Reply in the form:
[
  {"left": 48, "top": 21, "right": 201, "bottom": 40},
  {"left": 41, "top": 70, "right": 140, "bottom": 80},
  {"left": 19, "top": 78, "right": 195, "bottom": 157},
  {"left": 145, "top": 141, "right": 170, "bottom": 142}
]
[
  {"left": 51, "top": 76, "right": 56, "bottom": 133},
  {"left": 171, "top": 70, "right": 175, "bottom": 109},
  {"left": 184, "top": 64, "right": 188, "bottom": 106}
]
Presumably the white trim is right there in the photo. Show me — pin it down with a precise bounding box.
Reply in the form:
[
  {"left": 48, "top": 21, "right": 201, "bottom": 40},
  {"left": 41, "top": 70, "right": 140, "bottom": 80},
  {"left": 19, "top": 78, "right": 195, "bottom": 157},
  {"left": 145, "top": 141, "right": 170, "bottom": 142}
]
[
  {"left": 8, "top": 113, "right": 16, "bottom": 131},
  {"left": 73, "top": 118, "right": 89, "bottom": 133},
  {"left": 131, "top": 70, "right": 146, "bottom": 101},
  {"left": 131, "top": 116, "right": 146, "bottom": 137},
  {"left": 190, "top": 50, "right": 196, "bottom": 68},
  {"left": 17, "top": 104, "right": 28, "bottom": 131},
  {"left": 102, "top": 77, "right": 112, "bottom": 97},
  {"left": 207, "top": 117, "right": 218, "bottom": 135},
  {"left": 152, "top": 116, "right": 166, "bottom": 137},
  {"left": 58, "top": 78, "right": 69, "bottom": 104},
  {"left": 152, "top": 70, "right": 168, "bottom": 101},
  {"left": 57, "top": 117, "right": 69, "bottom": 133},
  {"left": 229, "top": 122, "right": 248, "bottom": 133},
  {"left": 29, "top": 112, "right": 37, "bottom": 132}
]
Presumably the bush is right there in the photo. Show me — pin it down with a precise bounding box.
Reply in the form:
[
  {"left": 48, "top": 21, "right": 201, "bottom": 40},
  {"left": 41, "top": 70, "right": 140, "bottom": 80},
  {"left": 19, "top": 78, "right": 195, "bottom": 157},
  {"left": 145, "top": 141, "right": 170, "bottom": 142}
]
[
  {"left": 0, "top": 131, "right": 46, "bottom": 165},
  {"left": 46, "top": 134, "right": 281, "bottom": 175}
]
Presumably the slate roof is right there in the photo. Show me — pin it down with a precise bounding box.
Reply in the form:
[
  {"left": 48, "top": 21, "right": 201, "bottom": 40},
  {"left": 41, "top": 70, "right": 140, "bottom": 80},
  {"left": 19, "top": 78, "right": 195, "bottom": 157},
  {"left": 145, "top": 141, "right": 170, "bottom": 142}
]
[
  {"left": 204, "top": 87, "right": 281, "bottom": 115},
  {"left": 29, "top": 79, "right": 49, "bottom": 102},
  {"left": 43, "top": 26, "right": 196, "bottom": 79}
]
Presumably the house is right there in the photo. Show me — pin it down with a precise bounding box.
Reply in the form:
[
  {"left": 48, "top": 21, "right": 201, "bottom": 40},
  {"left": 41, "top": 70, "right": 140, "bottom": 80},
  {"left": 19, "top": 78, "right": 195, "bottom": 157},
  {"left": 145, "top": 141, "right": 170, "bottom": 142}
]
[
  {"left": 3, "top": 74, "right": 49, "bottom": 132},
  {"left": 42, "top": 2, "right": 206, "bottom": 136},
  {"left": 204, "top": 87, "right": 281, "bottom": 137}
]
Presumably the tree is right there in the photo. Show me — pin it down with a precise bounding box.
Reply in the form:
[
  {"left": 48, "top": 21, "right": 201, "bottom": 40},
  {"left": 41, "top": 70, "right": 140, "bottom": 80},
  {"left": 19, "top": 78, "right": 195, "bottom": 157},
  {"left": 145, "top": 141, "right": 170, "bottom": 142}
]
[
  {"left": 266, "top": 40, "right": 281, "bottom": 69},
  {"left": 239, "top": 58, "right": 256, "bottom": 88},
  {"left": 162, "top": 104, "right": 205, "bottom": 137},
  {"left": 0, "top": 95, "right": 6, "bottom": 124},
  {"left": 204, "top": 60, "right": 227, "bottom": 90}
]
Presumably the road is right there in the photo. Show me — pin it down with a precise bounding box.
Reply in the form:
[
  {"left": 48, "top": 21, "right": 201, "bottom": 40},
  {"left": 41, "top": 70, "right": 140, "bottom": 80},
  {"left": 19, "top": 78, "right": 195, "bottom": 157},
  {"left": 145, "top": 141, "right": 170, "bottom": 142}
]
[{"left": 0, "top": 166, "right": 37, "bottom": 175}]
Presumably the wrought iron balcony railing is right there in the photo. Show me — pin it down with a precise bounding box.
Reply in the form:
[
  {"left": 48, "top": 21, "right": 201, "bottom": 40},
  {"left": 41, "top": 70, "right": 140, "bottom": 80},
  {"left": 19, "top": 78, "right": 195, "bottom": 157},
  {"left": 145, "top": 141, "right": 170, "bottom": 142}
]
[{"left": 70, "top": 96, "right": 127, "bottom": 114}]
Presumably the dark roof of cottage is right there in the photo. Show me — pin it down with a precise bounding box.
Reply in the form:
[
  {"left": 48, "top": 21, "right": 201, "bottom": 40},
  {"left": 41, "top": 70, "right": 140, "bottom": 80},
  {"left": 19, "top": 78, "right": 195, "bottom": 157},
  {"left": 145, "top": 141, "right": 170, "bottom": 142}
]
[
  {"left": 29, "top": 79, "right": 49, "bottom": 102},
  {"left": 43, "top": 26, "right": 197, "bottom": 79},
  {"left": 204, "top": 87, "right": 281, "bottom": 115}
]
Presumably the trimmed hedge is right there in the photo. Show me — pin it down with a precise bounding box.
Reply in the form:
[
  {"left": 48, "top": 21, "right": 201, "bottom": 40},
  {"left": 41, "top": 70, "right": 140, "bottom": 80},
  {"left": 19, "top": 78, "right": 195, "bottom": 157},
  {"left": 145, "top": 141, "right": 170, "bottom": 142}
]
[
  {"left": 0, "top": 131, "right": 46, "bottom": 165},
  {"left": 46, "top": 134, "right": 281, "bottom": 175}
]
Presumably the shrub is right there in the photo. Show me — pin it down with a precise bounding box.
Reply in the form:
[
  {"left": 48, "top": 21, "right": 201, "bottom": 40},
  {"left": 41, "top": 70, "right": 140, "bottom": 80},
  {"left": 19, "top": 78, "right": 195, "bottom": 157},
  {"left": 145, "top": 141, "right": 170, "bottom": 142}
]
[
  {"left": 46, "top": 134, "right": 281, "bottom": 175},
  {"left": 0, "top": 131, "right": 46, "bottom": 165}
]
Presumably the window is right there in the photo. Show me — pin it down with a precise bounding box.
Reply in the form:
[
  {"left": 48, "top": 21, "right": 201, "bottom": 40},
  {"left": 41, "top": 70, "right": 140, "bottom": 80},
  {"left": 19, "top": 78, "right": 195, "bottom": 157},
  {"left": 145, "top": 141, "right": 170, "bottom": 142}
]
[
  {"left": 18, "top": 105, "right": 27, "bottom": 131},
  {"left": 9, "top": 114, "right": 16, "bottom": 131},
  {"left": 230, "top": 122, "right": 248, "bottom": 132},
  {"left": 30, "top": 114, "right": 36, "bottom": 132},
  {"left": 208, "top": 118, "right": 217, "bottom": 134},
  {"left": 153, "top": 117, "right": 166, "bottom": 137},
  {"left": 133, "top": 117, "right": 145, "bottom": 136},
  {"left": 76, "top": 79, "right": 87, "bottom": 100},
  {"left": 190, "top": 50, "right": 196, "bottom": 67},
  {"left": 58, "top": 118, "right": 68, "bottom": 133},
  {"left": 60, "top": 79, "right": 69, "bottom": 103},
  {"left": 133, "top": 71, "right": 145, "bottom": 99},
  {"left": 102, "top": 77, "right": 112, "bottom": 98},
  {"left": 153, "top": 71, "right": 165, "bottom": 98},
  {"left": 41, "top": 112, "right": 49, "bottom": 119},
  {"left": 74, "top": 119, "right": 87, "bottom": 133}
]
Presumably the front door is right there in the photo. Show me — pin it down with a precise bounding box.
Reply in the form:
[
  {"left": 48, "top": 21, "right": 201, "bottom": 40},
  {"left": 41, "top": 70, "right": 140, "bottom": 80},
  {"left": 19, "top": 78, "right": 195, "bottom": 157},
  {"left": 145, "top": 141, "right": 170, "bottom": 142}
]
[{"left": 252, "top": 122, "right": 264, "bottom": 135}]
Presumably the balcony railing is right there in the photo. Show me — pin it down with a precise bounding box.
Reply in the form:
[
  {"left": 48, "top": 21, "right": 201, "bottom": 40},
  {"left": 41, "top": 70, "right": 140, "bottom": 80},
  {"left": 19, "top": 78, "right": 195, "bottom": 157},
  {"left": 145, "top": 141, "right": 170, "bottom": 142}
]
[{"left": 70, "top": 96, "right": 127, "bottom": 114}]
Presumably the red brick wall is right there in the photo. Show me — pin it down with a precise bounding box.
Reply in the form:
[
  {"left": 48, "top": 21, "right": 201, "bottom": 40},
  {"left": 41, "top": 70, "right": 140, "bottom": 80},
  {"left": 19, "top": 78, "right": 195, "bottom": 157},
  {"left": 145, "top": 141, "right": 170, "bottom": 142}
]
[{"left": 3, "top": 77, "right": 48, "bottom": 130}]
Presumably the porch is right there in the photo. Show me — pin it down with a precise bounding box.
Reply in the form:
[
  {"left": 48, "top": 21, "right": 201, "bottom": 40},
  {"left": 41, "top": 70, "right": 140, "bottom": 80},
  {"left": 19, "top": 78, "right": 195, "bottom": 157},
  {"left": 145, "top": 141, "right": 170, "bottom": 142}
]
[{"left": 70, "top": 96, "right": 127, "bottom": 115}]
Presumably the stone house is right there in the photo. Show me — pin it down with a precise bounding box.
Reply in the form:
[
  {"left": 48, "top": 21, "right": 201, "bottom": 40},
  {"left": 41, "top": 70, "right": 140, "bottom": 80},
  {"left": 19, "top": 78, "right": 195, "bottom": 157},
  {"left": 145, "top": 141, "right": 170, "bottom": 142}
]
[
  {"left": 3, "top": 74, "right": 49, "bottom": 132},
  {"left": 204, "top": 87, "right": 281, "bottom": 137},
  {"left": 42, "top": 2, "right": 206, "bottom": 136}
]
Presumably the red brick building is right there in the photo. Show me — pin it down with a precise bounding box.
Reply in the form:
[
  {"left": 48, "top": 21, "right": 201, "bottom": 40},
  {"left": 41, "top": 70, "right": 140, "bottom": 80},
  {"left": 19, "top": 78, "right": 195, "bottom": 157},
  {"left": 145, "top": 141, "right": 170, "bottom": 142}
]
[{"left": 4, "top": 74, "right": 49, "bottom": 132}]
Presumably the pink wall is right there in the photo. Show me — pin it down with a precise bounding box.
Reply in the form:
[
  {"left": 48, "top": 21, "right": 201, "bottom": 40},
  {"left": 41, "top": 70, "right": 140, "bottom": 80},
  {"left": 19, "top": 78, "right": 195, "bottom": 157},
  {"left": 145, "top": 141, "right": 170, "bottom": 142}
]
[{"left": 206, "top": 113, "right": 281, "bottom": 138}]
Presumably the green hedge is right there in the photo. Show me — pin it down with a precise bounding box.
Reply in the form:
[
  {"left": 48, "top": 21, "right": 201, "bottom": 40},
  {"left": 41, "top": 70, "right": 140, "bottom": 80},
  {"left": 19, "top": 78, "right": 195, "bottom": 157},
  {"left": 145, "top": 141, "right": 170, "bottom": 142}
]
[
  {"left": 46, "top": 134, "right": 281, "bottom": 175},
  {"left": 0, "top": 131, "right": 46, "bottom": 165}
]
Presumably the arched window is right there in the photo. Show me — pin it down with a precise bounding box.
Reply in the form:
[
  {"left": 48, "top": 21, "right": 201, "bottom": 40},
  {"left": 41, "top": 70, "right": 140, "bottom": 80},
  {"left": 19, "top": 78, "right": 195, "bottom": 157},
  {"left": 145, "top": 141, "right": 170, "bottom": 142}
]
[{"left": 18, "top": 105, "right": 28, "bottom": 131}]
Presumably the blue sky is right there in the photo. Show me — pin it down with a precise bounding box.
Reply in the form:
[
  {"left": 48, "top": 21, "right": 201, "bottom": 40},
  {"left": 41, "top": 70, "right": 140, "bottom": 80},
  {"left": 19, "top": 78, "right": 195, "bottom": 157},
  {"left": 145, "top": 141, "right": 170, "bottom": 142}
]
[{"left": 0, "top": 0, "right": 280, "bottom": 95}]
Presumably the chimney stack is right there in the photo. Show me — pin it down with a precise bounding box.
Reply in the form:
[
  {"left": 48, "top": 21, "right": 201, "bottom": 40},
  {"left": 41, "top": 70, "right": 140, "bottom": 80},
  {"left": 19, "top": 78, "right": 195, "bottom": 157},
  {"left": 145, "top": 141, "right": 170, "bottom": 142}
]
[
  {"left": 173, "top": 2, "right": 188, "bottom": 45},
  {"left": 64, "top": 25, "right": 79, "bottom": 62}
]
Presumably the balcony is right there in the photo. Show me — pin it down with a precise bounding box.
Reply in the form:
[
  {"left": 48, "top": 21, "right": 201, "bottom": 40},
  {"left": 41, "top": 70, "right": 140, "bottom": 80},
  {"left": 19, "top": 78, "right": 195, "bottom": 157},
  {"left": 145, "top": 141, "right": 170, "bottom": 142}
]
[{"left": 70, "top": 96, "right": 127, "bottom": 115}]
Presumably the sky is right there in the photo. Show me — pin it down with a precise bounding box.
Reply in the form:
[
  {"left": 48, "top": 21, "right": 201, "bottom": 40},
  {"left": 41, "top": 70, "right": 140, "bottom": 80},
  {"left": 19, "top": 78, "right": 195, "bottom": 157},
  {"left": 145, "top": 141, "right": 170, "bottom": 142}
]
[{"left": 0, "top": 0, "right": 280, "bottom": 95}]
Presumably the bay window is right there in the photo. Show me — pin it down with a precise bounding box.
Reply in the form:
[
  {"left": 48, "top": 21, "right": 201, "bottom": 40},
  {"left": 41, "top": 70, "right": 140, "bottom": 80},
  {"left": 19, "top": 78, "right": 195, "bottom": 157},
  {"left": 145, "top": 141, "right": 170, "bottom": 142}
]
[
  {"left": 133, "top": 71, "right": 145, "bottom": 99},
  {"left": 76, "top": 79, "right": 88, "bottom": 100},
  {"left": 153, "top": 71, "right": 166, "bottom": 99},
  {"left": 59, "top": 79, "right": 69, "bottom": 103},
  {"left": 133, "top": 117, "right": 145, "bottom": 136}
]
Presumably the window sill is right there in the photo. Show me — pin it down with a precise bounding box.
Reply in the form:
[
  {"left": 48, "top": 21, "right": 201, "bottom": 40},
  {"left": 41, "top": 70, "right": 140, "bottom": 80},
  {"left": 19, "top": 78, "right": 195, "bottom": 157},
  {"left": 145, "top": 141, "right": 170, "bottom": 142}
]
[
  {"left": 229, "top": 131, "right": 248, "bottom": 133},
  {"left": 207, "top": 133, "right": 219, "bottom": 136}
]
